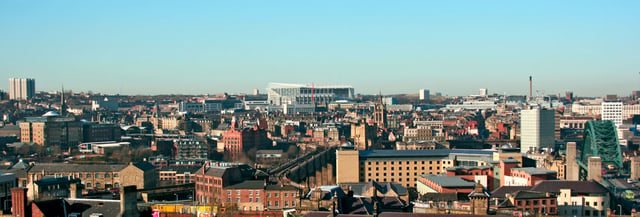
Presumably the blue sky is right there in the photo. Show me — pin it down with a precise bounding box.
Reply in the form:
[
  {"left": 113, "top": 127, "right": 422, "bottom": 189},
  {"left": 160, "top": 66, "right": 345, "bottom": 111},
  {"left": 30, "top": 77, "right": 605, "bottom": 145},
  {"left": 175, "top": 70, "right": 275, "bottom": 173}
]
[{"left": 1, "top": 1, "right": 639, "bottom": 96}]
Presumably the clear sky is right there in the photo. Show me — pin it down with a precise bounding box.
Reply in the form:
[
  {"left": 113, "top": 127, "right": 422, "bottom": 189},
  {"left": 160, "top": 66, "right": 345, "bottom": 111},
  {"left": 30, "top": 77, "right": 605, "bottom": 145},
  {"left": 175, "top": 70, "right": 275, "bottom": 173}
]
[{"left": 1, "top": 1, "right": 639, "bottom": 97}]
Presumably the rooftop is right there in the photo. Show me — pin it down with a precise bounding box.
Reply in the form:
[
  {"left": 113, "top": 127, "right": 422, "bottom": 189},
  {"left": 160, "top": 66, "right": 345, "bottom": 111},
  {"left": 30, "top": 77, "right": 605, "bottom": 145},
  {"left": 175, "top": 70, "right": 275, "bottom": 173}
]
[
  {"left": 225, "top": 180, "right": 265, "bottom": 189},
  {"left": 420, "top": 174, "right": 476, "bottom": 188},
  {"left": 511, "top": 167, "right": 557, "bottom": 175},
  {"left": 359, "top": 149, "right": 494, "bottom": 158}
]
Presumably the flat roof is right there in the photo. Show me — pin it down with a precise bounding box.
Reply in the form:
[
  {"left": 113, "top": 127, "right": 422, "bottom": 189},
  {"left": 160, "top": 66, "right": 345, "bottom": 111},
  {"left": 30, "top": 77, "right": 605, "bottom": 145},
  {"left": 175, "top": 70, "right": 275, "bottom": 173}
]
[
  {"left": 420, "top": 174, "right": 476, "bottom": 188},
  {"left": 511, "top": 167, "right": 557, "bottom": 175},
  {"left": 359, "top": 149, "right": 494, "bottom": 158}
]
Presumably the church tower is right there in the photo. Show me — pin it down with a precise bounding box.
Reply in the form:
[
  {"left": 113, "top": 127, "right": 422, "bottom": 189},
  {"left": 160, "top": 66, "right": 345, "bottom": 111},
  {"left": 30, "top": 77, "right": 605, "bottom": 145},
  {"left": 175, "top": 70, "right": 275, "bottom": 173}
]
[{"left": 373, "top": 92, "right": 387, "bottom": 128}]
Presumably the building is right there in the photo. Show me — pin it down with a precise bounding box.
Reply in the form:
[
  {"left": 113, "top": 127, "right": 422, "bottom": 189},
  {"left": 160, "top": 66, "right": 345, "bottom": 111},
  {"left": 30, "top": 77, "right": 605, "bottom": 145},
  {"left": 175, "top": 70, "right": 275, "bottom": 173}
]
[
  {"left": 336, "top": 149, "right": 494, "bottom": 188},
  {"left": 224, "top": 180, "right": 265, "bottom": 211},
  {"left": 350, "top": 123, "right": 375, "bottom": 150},
  {"left": 222, "top": 118, "right": 268, "bottom": 160},
  {"left": 265, "top": 184, "right": 300, "bottom": 210},
  {"left": 520, "top": 108, "right": 555, "bottom": 153},
  {"left": 8, "top": 78, "right": 35, "bottom": 101},
  {"left": 91, "top": 97, "right": 119, "bottom": 111},
  {"left": 0, "top": 173, "right": 16, "bottom": 213},
  {"left": 158, "top": 165, "right": 200, "bottom": 184},
  {"left": 480, "top": 88, "right": 488, "bottom": 97},
  {"left": 419, "top": 89, "right": 430, "bottom": 101},
  {"left": 267, "top": 82, "right": 354, "bottom": 106},
  {"left": 503, "top": 168, "right": 557, "bottom": 186},
  {"left": 26, "top": 176, "right": 80, "bottom": 201},
  {"left": 119, "top": 162, "right": 157, "bottom": 189},
  {"left": 383, "top": 97, "right": 397, "bottom": 105},
  {"left": 19, "top": 112, "right": 83, "bottom": 148},
  {"left": 175, "top": 138, "right": 209, "bottom": 160},
  {"left": 602, "top": 101, "right": 623, "bottom": 127},
  {"left": 373, "top": 95, "right": 387, "bottom": 128},
  {"left": 195, "top": 166, "right": 243, "bottom": 205},
  {"left": 417, "top": 174, "right": 477, "bottom": 195},
  {"left": 492, "top": 180, "right": 609, "bottom": 217},
  {"left": 82, "top": 121, "right": 121, "bottom": 142},
  {"left": 28, "top": 162, "right": 155, "bottom": 193},
  {"left": 78, "top": 141, "right": 129, "bottom": 154}
]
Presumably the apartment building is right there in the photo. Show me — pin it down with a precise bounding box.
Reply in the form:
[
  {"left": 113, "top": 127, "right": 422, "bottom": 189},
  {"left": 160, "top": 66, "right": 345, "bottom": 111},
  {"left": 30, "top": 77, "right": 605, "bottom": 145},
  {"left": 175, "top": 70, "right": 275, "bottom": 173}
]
[{"left": 336, "top": 148, "right": 493, "bottom": 188}]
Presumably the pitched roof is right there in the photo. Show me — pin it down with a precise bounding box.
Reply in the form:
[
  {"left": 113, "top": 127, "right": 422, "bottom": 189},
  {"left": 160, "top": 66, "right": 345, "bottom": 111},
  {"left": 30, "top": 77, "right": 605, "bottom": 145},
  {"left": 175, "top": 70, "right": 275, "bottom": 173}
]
[
  {"left": 31, "top": 163, "right": 127, "bottom": 173},
  {"left": 159, "top": 165, "right": 201, "bottom": 174},
  {"left": 529, "top": 180, "right": 608, "bottom": 194},
  {"left": 66, "top": 198, "right": 121, "bottom": 217},
  {"left": 196, "top": 166, "right": 230, "bottom": 177},
  {"left": 491, "top": 186, "right": 531, "bottom": 199},
  {"left": 341, "top": 181, "right": 407, "bottom": 196},
  {"left": 225, "top": 180, "right": 265, "bottom": 189},
  {"left": 512, "top": 190, "right": 550, "bottom": 199},
  {"left": 132, "top": 161, "right": 156, "bottom": 171}
]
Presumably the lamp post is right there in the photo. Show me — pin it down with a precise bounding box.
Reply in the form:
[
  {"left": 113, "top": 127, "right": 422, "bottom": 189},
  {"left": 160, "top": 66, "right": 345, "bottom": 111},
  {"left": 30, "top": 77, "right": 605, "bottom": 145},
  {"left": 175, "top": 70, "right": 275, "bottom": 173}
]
[
  {"left": 174, "top": 193, "right": 179, "bottom": 214},
  {"left": 618, "top": 204, "right": 623, "bottom": 215}
]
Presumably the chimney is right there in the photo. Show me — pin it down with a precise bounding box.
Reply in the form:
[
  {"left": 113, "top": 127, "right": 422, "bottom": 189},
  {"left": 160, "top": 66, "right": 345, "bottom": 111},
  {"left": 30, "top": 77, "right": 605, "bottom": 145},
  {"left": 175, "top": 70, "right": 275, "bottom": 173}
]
[
  {"left": 529, "top": 76, "right": 532, "bottom": 101},
  {"left": 69, "top": 182, "right": 83, "bottom": 199},
  {"left": 11, "top": 187, "right": 29, "bottom": 217},
  {"left": 119, "top": 186, "right": 139, "bottom": 217}
]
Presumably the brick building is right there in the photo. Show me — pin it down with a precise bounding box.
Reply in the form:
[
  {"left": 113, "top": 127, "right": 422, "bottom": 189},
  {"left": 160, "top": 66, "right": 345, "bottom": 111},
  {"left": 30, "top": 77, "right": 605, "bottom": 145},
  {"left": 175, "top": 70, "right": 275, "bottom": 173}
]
[{"left": 195, "top": 166, "right": 243, "bottom": 206}]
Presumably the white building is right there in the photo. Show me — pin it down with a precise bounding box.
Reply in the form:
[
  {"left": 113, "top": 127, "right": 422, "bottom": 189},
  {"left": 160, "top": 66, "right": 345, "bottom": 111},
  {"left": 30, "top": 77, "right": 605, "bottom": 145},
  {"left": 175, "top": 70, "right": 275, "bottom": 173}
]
[
  {"left": 8, "top": 78, "right": 35, "bottom": 100},
  {"left": 419, "top": 89, "right": 430, "bottom": 100},
  {"left": 444, "top": 101, "right": 497, "bottom": 110},
  {"left": 479, "top": 88, "right": 488, "bottom": 97},
  {"left": 91, "top": 98, "right": 119, "bottom": 111},
  {"left": 267, "top": 83, "right": 354, "bottom": 106},
  {"left": 520, "top": 108, "right": 555, "bottom": 153},
  {"left": 601, "top": 101, "right": 623, "bottom": 126}
]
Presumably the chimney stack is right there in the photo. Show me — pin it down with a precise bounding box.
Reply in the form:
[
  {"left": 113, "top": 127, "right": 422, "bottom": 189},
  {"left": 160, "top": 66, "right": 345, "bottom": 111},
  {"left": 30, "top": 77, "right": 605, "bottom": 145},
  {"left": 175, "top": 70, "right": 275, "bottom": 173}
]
[
  {"left": 11, "top": 187, "right": 29, "bottom": 217},
  {"left": 529, "top": 76, "right": 532, "bottom": 101},
  {"left": 119, "top": 186, "right": 139, "bottom": 217}
]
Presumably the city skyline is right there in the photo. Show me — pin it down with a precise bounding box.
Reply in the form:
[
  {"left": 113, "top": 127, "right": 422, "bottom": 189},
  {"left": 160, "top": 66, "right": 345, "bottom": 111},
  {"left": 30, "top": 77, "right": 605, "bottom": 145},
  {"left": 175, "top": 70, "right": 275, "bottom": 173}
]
[{"left": 1, "top": 1, "right": 639, "bottom": 96}]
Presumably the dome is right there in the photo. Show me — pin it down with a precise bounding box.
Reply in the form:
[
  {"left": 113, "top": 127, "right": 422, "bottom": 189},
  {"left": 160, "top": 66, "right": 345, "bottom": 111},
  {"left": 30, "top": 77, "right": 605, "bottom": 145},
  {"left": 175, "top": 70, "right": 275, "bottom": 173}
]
[
  {"left": 500, "top": 143, "right": 514, "bottom": 149},
  {"left": 340, "top": 141, "right": 354, "bottom": 147},
  {"left": 42, "top": 111, "right": 60, "bottom": 117}
]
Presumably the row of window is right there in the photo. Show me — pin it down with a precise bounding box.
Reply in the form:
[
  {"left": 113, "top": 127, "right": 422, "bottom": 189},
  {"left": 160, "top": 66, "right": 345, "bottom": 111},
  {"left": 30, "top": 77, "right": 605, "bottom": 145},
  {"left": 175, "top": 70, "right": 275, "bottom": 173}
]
[
  {"left": 85, "top": 182, "right": 119, "bottom": 188},
  {"left": 366, "top": 166, "right": 441, "bottom": 171},
  {"left": 367, "top": 160, "right": 447, "bottom": 165}
]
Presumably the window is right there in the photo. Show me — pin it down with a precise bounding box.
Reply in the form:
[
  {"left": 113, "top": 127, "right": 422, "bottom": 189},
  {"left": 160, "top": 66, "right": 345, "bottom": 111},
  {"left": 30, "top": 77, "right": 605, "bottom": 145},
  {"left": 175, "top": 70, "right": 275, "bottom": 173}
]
[
  {"left": 228, "top": 190, "right": 231, "bottom": 195},
  {"left": 237, "top": 198, "right": 241, "bottom": 203},
  {"left": 267, "top": 193, "right": 271, "bottom": 197},
  {"left": 96, "top": 183, "right": 101, "bottom": 188},
  {"left": 95, "top": 174, "right": 101, "bottom": 178},
  {"left": 275, "top": 193, "right": 279, "bottom": 197},
  {"left": 256, "top": 191, "right": 259, "bottom": 195},
  {"left": 249, "top": 190, "right": 253, "bottom": 195},
  {"left": 292, "top": 201, "right": 296, "bottom": 206},
  {"left": 114, "top": 183, "right": 119, "bottom": 188},
  {"left": 533, "top": 200, "right": 538, "bottom": 205},
  {"left": 285, "top": 201, "right": 289, "bottom": 207},
  {"left": 249, "top": 198, "right": 253, "bottom": 202},
  {"left": 593, "top": 202, "right": 597, "bottom": 206},
  {"left": 285, "top": 193, "right": 288, "bottom": 197},
  {"left": 255, "top": 198, "right": 259, "bottom": 202},
  {"left": 105, "top": 174, "right": 110, "bottom": 178},
  {"left": 275, "top": 201, "right": 279, "bottom": 207},
  {"left": 86, "top": 174, "right": 91, "bottom": 178},
  {"left": 268, "top": 201, "right": 272, "bottom": 206},
  {"left": 86, "top": 183, "right": 92, "bottom": 188},
  {"left": 586, "top": 202, "right": 590, "bottom": 206},
  {"left": 542, "top": 200, "right": 546, "bottom": 205},
  {"left": 585, "top": 210, "right": 591, "bottom": 216}
]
